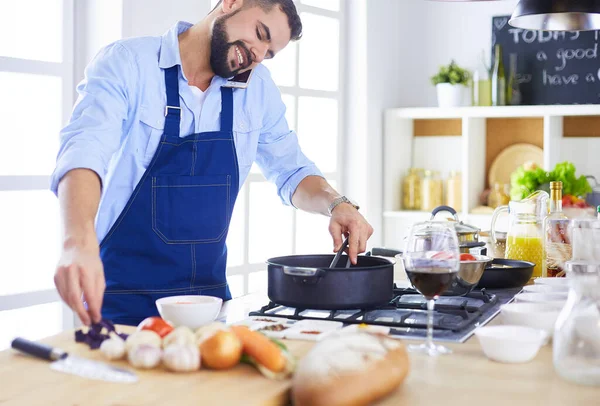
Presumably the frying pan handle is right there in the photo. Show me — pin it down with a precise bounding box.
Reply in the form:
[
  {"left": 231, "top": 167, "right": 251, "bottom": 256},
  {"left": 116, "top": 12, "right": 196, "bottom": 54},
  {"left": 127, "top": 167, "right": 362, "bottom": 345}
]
[
  {"left": 430, "top": 205, "right": 459, "bottom": 221},
  {"left": 370, "top": 247, "right": 403, "bottom": 257}
]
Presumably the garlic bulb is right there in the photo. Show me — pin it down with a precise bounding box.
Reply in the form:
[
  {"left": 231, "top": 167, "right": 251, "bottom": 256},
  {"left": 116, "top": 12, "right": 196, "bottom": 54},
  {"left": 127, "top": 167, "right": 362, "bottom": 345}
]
[
  {"left": 195, "top": 321, "right": 229, "bottom": 345},
  {"left": 162, "top": 344, "right": 201, "bottom": 372},
  {"left": 128, "top": 344, "right": 162, "bottom": 369},
  {"left": 125, "top": 330, "right": 162, "bottom": 352},
  {"left": 162, "top": 326, "right": 196, "bottom": 348},
  {"left": 100, "top": 335, "right": 126, "bottom": 360}
]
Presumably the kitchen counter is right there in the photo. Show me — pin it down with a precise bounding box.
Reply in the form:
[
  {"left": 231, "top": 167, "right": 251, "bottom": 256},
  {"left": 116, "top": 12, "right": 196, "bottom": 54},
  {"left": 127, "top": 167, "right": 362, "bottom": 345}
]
[{"left": 0, "top": 293, "right": 597, "bottom": 406}]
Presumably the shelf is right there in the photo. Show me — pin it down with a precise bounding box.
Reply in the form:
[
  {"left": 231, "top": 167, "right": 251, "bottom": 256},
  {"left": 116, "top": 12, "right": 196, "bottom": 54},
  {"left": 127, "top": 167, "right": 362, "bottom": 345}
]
[
  {"left": 388, "top": 104, "right": 600, "bottom": 119},
  {"left": 381, "top": 103, "right": 600, "bottom": 248}
]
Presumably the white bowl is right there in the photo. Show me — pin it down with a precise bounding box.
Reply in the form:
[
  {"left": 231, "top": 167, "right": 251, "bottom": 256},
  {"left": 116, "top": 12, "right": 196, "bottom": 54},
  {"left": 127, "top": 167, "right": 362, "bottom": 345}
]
[
  {"left": 515, "top": 292, "right": 567, "bottom": 307},
  {"left": 534, "top": 277, "right": 569, "bottom": 287},
  {"left": 474, "top": 325, "right": 548, "bottom": 363},
  {"left": 522, "top": 284, "right": 569, "bottom": 294},
  {"left": 501, "top": 302, "right": 561, "bottom": 336},
  {"left": 156, "top": 295, "right": 223, "bottom": 329}
]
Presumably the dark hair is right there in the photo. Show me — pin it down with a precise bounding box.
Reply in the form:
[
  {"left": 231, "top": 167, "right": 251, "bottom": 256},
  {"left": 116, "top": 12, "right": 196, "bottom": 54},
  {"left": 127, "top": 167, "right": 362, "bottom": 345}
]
[{"left": 212, "top": 0, "right": 302, "bottom": 41}]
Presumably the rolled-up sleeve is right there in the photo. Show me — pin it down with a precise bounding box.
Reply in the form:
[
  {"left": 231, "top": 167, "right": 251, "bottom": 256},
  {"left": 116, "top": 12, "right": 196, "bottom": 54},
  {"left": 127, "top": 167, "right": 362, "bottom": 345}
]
[
  {"left": 50, "top": 42, "right": 134, "bottom": 195},
  {"left": 255, "top": 79, "right": 324, "bottom": 207}
]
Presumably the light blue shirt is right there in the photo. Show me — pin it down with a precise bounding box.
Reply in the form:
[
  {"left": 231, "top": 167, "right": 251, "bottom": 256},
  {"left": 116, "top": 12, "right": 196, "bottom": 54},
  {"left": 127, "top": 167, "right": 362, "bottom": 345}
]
[{"left": 51, "top": 22, "right": 323, "bottom": 242}]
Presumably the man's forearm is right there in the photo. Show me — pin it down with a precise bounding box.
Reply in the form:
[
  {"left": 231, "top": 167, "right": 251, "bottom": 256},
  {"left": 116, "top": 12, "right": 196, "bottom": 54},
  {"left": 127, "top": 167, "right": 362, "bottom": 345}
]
[
  {"left": 291, "top": 176, "right": 341, "bottom": 216},
  {"left": 57, "top": 169, "right": 102, "bottom": 249}
]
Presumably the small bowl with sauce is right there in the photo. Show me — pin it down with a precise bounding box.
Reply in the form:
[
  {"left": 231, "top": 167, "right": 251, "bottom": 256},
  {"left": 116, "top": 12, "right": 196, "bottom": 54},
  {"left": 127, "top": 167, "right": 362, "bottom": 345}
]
[{"left": 156, "top": 295, "right": 223, "bottom": 329}]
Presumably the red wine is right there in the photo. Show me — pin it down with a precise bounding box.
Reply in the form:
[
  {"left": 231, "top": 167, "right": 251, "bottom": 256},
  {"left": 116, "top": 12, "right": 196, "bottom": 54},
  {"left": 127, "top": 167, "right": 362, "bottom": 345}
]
[{"left": 406, "top": 268, "right": 458, "bottom": 298}]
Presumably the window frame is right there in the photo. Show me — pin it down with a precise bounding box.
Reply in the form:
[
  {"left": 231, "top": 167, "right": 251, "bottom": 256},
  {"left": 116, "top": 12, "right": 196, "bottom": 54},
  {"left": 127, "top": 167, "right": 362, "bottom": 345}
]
[
  {"left": 0, "top": 0, "right": 75, "bottom": 331},
  {"left": 225, "top": 1, "right": 346, "bottom": 297}
]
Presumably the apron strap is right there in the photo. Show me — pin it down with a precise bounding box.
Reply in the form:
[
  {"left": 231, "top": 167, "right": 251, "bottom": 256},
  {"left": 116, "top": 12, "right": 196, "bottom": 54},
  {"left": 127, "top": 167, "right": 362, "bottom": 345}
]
[
  {"left": 220, "top": 87, "right": 234, "bottom": 132},
  {"left": 164, "top": 66, "right": 181, "bottom": 137}
]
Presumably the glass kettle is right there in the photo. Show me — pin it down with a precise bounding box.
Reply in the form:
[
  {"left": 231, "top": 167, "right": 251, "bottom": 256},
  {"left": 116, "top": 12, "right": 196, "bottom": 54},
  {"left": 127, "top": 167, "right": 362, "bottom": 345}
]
[
  {"left": 490, "top": 191, "right": 549, "bottom": 279},
  {"left": 553, "top": 260, "right": 600, "bottom": 386}
]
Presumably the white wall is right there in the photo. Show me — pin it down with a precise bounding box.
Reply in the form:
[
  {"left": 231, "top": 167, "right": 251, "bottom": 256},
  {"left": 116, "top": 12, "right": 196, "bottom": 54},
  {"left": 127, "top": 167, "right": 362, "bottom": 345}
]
[
  {"left": 121, "top": 0, "right": 211, "bottom": 38},
  {"left": 394, "top": 0, "right": 520, "bottom": 107},
  {"left": 73, "top": 0, "right": 124, "bottom": 84}
]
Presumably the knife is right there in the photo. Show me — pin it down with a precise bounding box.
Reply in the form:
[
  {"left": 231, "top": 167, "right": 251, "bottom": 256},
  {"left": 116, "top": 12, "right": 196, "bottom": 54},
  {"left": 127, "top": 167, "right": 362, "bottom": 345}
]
[{"left": 11, "top": 337, "right": 138, "bottom": 384}]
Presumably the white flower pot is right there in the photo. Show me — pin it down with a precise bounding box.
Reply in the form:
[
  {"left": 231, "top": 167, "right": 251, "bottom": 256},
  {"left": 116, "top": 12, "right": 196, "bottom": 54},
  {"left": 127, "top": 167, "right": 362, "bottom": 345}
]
[{"left": 436, "top": 83, "right": 468, "bottom": 108}]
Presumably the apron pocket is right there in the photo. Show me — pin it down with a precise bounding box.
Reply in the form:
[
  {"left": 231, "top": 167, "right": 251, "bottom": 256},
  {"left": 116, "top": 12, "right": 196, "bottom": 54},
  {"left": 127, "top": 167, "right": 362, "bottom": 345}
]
[{"left": 152, "top": 175, "right": 230, "bottom": 243}]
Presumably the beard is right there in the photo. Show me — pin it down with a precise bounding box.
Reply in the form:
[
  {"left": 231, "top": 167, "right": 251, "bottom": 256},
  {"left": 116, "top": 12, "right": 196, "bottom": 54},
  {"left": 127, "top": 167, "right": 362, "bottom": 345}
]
[{"left": 210, "top": 13, "right": 251, "bottom": 78}]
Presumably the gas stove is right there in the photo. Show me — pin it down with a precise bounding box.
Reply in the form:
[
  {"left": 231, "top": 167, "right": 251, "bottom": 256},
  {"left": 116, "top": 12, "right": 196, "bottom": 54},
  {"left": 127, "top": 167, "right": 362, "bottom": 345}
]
[{"left": 248, "top": 285, "right": 521, "bottom": 342}]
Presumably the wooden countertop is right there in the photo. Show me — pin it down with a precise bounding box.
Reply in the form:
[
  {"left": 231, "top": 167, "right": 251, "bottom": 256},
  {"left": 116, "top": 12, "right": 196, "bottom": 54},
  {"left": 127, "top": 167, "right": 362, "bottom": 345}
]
[{"left": 0, "top": 294, "right": 597, "bottom": 406}]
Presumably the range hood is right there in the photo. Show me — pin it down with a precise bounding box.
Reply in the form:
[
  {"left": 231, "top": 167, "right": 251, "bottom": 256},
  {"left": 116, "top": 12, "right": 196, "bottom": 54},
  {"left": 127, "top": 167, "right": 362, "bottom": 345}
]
[{"left": 427, "top": 0, "right": 600, "bottom": 31}]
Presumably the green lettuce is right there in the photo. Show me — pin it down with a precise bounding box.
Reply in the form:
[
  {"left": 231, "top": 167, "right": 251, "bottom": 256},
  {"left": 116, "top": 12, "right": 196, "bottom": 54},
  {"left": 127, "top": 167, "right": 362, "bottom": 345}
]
[
  {"left": 549, "top": 162, "right": 592, "bottom": 197},
  {"left": 510, "top": 165, "right": 549, "bottom": 200},
  {"left": 510, "top": 161, "right": 591, "bottom": 201}
]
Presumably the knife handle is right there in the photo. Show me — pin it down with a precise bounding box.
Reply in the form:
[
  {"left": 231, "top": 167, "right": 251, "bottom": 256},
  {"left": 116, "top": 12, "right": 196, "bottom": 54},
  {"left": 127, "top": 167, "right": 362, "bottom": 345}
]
[{"left": 11, "top": 337, "right": 67, "bottom": 361}]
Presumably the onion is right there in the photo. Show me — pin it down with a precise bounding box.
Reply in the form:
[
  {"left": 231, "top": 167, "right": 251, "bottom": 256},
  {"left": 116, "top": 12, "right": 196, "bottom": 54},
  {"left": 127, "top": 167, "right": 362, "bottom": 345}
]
[{"left": 200, "top": 330, "right": 243, "bottom": 369}]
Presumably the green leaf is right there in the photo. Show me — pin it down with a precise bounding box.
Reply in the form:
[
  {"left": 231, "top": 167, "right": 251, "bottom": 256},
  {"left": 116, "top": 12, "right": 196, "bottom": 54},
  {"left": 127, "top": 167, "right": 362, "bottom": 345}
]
[{"left": 431, "top": 60, "right": 471, "bottom": 86}]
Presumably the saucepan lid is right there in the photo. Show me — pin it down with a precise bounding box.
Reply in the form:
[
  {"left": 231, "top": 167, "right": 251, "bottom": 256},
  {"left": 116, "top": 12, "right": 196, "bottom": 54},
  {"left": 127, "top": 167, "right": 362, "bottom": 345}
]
[{"left": 429, "top": 205, "right": 480, "bottom": 236}]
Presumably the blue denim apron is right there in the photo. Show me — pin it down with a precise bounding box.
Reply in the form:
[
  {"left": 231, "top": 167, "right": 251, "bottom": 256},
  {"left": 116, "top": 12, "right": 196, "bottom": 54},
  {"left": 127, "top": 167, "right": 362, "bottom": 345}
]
[{"left": 100, "top": 66, "right": 237, "bottom": 325}]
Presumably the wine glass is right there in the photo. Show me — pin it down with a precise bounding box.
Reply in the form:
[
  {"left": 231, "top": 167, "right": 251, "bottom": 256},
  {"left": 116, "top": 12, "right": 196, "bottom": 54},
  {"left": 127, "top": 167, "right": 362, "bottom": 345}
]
[{"left": 403, "top": 221, "right": 460, "bottom": 356}]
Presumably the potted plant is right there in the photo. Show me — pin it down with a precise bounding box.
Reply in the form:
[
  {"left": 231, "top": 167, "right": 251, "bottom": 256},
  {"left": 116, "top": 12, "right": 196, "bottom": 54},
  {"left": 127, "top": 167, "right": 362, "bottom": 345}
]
[{"left": 431, "top": 60, "right": 471, "bottom": 108}]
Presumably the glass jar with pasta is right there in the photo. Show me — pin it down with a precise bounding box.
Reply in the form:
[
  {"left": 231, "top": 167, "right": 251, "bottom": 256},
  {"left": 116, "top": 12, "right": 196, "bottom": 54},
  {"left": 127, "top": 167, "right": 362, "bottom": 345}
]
[
  {"left": 402, "top": 168, "right": 422, "bottom": 210},
  {"left": 421, "top": 170, "right": 443, "bottom": 212}
]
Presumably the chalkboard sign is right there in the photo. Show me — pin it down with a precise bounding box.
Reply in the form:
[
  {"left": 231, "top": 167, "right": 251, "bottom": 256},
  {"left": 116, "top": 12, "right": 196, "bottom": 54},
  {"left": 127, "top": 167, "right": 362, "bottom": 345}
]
[{"left": 492, "top": 15, "right": 600, "bottom": 105}]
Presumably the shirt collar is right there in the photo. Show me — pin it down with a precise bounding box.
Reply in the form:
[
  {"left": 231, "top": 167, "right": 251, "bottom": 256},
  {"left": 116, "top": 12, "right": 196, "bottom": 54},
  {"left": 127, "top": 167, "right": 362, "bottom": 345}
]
[{"left": 159, "top": 21, "right": 193, "bottom": 69}]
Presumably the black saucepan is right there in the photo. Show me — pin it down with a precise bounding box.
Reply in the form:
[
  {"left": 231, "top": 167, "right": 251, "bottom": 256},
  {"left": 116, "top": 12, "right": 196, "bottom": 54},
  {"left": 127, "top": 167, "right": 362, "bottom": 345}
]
[{"left": 266, "top": 241, "right": 394, "bottom": 310}]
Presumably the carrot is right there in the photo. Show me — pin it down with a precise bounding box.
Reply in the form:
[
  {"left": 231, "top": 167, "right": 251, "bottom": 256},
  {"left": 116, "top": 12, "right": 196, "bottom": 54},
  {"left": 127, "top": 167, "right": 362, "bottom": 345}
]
[{"left": 231, "top": 325, "right": 286, "bottom": 373}]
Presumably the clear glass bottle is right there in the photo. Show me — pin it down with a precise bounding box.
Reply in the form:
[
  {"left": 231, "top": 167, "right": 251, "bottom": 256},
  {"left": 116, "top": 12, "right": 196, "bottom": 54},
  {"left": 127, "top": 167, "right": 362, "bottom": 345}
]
[
  {"left": 543, "top": 181, "right": 571, "bottom": 277},
  {"left": 421, "top": 170, "right": 443, "bottom": 212},
  {"left": 445, "top": 171, "right": 462, "bottom": 212},
  {"left": 473, "top": 49, "right": 491, "bottom": 107},
  {"left": 491, "top": 44, "right": 506, "bottom": 106},
  {"left": 402, "top": 168, "right": 422, "bottom": 210},
  {"left": 506, "top": 53, "right": 522, "bottom": 106},
  {"left": 553, "top": 260, "right": 600, "bottom": 386}
]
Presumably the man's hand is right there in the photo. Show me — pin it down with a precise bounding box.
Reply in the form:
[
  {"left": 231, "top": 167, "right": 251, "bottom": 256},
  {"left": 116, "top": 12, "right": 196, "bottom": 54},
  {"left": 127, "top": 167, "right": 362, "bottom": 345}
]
[
  {"left": 329, "top": 203, "right": 374, "bottom": 265},
  {"left": 54, "top": 241, "right": 105, "bottom": 326}
]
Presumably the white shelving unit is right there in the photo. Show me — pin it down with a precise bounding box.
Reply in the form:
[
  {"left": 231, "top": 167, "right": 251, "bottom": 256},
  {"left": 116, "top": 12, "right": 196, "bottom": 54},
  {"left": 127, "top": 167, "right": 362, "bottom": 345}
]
[{"left": 382, "top": 104, "right": 600, "bottom": 248}]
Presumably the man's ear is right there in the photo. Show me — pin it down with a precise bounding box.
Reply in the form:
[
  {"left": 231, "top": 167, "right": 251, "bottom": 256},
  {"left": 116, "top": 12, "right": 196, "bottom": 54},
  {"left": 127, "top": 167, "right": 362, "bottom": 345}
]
[{"left": 220, "top": 0, "right": 245, "bottom": 14}]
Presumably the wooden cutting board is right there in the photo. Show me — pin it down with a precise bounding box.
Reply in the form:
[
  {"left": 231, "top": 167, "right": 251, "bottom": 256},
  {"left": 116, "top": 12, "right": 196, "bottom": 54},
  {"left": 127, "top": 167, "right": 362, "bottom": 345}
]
[{"left": 0, "top": 326, "right": 313, "bottom": 406}]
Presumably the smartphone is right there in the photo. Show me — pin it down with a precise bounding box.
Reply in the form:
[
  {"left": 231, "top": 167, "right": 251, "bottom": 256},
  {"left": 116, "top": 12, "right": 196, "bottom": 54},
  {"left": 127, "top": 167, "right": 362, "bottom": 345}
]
[{"left": 223, "top": 69, "right": 254, "bottom": 89}]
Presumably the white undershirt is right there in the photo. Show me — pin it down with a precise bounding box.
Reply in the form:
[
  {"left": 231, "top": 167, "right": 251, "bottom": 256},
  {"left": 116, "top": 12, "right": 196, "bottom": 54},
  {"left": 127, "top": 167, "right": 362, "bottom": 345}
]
[{"left": 189, "top": 85, "right": 207, "bottom": 116}]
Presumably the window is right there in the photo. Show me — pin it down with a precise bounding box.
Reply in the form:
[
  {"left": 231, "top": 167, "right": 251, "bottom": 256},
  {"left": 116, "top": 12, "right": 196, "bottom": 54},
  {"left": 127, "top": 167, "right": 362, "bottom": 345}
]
[
  {"left": 215, "top": 0, "right": 345, "bottom": 296},
  {"left": 0, "top": 0, "right": 74, "bottom": 350}
]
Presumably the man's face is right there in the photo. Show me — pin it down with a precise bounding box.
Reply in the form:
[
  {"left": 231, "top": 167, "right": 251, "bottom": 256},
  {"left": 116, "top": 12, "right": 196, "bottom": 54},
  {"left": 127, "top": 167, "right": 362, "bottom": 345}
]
[{"left": 210, "top": 4, "right": 292, "bottom": 78}]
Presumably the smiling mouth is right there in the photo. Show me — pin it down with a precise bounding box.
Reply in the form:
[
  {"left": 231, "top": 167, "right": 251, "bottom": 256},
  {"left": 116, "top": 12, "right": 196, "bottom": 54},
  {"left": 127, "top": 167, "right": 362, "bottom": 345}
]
[{"left": 234, "top": 44, "right": 251, "bottom": 70}]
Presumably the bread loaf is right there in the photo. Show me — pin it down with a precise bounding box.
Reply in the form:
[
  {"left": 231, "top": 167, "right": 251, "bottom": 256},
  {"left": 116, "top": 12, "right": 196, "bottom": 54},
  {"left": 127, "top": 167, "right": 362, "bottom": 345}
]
[{"left": 292, "top": 331, "right": 409, "bottom": 406}]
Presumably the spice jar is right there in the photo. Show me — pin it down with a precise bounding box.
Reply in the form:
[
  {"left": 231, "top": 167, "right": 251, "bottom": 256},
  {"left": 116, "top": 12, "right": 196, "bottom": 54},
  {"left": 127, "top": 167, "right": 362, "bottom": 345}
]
[
  {"left": 553, "top": 260, "right": 600, "bottom": 386},
  {"left": 402, "top": 168, "right": 422, "bottom": 210},
  {"left": 421, "top": 170, "right": 443, "bottom": 212},
  {"left": 445, "top": 171, "right": 462, "bottom": 212},
  {"left": 488, "top": 182, "right": 510, "bottom": 209}
]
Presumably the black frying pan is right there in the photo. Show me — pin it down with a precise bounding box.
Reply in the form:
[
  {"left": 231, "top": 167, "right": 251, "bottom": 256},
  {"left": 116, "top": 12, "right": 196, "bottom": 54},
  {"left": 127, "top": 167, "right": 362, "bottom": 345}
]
[
  {"left": 371, "top": 249, "right": 535, "bottom": 290},
  {"left": 476, "top": 258, "right": 535, "bottom": 289}
]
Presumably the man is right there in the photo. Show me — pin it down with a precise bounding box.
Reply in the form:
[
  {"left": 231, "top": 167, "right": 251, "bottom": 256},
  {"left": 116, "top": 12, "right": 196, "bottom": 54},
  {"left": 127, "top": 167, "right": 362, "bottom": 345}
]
[{"left": 52, "top": 0, "right": 373, "bottom": 326}]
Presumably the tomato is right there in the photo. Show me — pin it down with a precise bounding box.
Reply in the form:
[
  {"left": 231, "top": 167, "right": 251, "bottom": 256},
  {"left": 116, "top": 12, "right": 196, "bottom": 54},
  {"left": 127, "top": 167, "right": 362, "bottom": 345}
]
[
  {"left": 137, "top": 317, "right": 174, "bottom": 338},
  {"left": 460, "top": 253, "right": 477, "bottom": 261}
]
